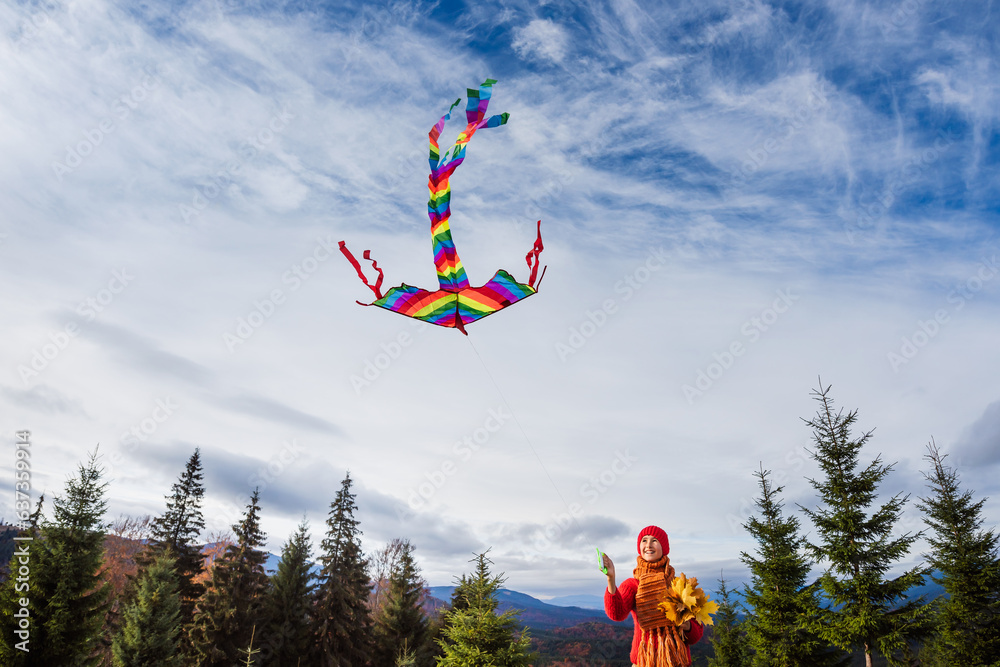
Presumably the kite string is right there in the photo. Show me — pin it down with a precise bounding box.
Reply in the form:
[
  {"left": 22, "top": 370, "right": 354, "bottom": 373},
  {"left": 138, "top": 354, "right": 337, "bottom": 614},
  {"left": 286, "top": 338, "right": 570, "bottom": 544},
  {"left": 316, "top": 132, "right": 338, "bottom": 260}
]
[{"left": 465, "top": 336, "right": 577, "bottom": 520}]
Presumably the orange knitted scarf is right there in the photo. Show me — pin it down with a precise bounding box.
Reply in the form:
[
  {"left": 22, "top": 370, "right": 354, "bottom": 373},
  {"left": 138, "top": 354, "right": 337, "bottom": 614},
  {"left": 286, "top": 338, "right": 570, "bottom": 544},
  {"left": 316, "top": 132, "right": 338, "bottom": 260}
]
[{"left": 633, "top": 554, "right": 690, "bottom": 667}]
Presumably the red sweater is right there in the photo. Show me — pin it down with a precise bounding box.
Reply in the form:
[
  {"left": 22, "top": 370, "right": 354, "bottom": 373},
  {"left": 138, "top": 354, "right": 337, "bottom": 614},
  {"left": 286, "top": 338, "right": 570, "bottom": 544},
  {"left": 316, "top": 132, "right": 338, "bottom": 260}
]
[{"left": 604, "top": 577, "right": 704, "bottom": 665}]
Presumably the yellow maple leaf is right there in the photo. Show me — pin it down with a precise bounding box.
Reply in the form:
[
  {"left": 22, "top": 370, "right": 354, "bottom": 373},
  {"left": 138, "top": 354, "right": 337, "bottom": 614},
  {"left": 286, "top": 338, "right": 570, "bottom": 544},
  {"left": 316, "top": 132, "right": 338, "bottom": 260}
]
[
  {"left": 658, "top": 599, "right": 688, "bottom": 626},
  {"left": 678, "top": 585, "right": 698, "bottom": 611},
  {"left": 656, "top": 572, "right": 719, "bottom": 627},
  {"left": 694, "top": 597, "right": 720, "bottom": 626}
]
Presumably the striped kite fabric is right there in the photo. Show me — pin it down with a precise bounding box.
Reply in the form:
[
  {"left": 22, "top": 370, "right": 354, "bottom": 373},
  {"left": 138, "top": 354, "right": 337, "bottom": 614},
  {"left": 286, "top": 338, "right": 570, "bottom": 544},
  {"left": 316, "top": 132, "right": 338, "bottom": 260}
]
[{"left": 339, "top": 79, "right": 545, "bottom": 334}]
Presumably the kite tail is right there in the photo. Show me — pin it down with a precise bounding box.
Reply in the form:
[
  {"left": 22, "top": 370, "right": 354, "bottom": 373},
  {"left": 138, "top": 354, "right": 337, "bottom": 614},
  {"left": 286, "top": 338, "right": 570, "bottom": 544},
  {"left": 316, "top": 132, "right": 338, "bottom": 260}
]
[
  {"left": 525, "top": 220, "right": 545, "bottom": 289},
  {"left": 338, "top": 241, "right": 384, "bottom": 303},
  {"left": 428, "top": 79, "right": 509, "bottom": 293}
]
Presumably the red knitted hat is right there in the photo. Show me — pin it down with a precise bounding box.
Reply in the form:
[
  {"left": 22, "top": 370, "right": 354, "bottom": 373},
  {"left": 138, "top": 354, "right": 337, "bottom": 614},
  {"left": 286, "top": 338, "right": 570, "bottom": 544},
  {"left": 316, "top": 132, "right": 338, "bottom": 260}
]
[{"left": 637, "top": 525, "right": 669, "bottom": 555}]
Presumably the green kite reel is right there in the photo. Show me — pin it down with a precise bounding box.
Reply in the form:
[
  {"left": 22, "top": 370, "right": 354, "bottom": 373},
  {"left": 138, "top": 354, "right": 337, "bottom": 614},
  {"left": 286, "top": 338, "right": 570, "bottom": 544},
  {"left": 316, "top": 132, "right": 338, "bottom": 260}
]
[{"left": 596, "top": 547, "right": 607, "bottom": 574}]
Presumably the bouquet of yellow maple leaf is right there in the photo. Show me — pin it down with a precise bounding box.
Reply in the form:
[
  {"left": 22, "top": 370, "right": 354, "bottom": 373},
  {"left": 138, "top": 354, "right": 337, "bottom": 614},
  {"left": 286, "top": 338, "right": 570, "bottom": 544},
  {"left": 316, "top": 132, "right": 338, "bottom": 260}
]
[{"left": 657, "top": 573, "right": 719, "bottom": 627}]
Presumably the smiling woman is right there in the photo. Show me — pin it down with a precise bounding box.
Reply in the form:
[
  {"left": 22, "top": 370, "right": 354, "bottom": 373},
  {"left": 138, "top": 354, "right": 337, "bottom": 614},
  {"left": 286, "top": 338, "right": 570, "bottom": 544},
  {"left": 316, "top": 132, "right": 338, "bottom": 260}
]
[{"left": 602, "top": 526, "right": 704, "bottom": 667}]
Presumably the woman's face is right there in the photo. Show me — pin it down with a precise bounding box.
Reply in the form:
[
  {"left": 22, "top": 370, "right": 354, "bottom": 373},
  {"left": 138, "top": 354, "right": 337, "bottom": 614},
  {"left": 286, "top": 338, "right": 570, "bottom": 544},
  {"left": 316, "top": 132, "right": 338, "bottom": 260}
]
[{"left": 639, "top": 535, "right": 663, "bottom": 561}]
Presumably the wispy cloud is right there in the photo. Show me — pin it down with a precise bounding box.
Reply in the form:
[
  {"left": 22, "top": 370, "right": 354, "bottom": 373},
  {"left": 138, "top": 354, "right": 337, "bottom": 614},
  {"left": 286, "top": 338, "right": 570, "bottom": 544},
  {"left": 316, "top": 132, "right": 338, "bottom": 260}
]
[
  {"left": 81, "top": 320, "right": 214, "bottom": 386},
  {"left": 0, "top": 383, "right": 87, "bottom": 416},
  {"left": 1, "top": 0, "right": 998, "bottom": 599},
  {"left": 208, "top": 393, "right": 343, "bottom": 436}
]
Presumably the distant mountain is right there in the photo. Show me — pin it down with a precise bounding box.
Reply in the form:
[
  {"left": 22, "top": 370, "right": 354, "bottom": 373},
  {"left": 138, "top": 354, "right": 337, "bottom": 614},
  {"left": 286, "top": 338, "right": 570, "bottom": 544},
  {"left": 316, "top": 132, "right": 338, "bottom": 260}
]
[
  {"left": 905, "top": 576, "right": 946, "bottom": 603},
  {"left": 425, "top": 573, "right": 947, "bottom": 634},
  {"left": 263, "top": 550, "right": 281, "bottom": 574},
  {"left": 544, "top": 593, "right": 605, "bottom": 609},
  {"left": 205, "top": 543, "right": 323, "bottom": 577},
  {"left": 426, "top": 585, "right": 628, "bottom": 631}
]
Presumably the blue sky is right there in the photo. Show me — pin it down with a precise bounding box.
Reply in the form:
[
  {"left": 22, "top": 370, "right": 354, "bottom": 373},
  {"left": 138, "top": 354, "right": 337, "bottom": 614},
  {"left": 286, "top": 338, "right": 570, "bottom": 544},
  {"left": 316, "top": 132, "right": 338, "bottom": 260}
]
[{"left": 1, "top": 0, "right": 998, "bottom": 600}]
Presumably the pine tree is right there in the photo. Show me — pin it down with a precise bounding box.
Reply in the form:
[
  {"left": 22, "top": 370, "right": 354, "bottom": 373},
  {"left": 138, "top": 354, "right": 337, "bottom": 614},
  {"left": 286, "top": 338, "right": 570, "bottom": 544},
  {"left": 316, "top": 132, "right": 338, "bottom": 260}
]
[
  {"left": 449, "top": 572, "right": 473, "bottom": 613},
  {"left": 190, "top": 488, "right": 269, "bottom": 667},
  {"left": 708, "top": 574, "right": 752, "bottom": 667},
  {"left": 259, "top": 517, "right": 316, "bottom": 666},
  {"left": 374, "top": 539, "right": 432, "bottom": 666},
  {"left": 97, "top": 514, "right": 155, "bottom": 665},
  {"left": 396, "top": 647, "right": 418, "bottom": 666},
  {"left": 0, "top": 496, "right": 43, "bottom": 664},
  {"left": 313, "top": 472, "right": 374, "bottom": 666},
  {"left": 741, "top": 466, "right": 846, "bottom": 667},
  {"left": 0, "top": 450, "right": 112, "bottom": 666},
  {"left": 437, "top": 550, "right": 535, "bottom": 666},
  {"left": 145, "top": 449, "right": 206, "bottom": 631},
  {"left": 798, "top": 384, "right": 930, "bottom": 667},
  {"left": 916, "top": 440, "right": 1000, "bottom": 666},
  {"left": 239, "top": 626, "right": 262, "bottom": 667},
  {"left": 112, "top": 552, "right": 183, "bottom": 667}
]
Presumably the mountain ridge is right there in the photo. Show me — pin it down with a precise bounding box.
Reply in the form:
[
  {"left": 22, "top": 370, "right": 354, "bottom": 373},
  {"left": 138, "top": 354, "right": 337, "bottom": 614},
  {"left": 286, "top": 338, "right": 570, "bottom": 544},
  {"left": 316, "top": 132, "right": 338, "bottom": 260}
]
[{"left": 425, "top": 585, "right": 628, "bottom": 631}]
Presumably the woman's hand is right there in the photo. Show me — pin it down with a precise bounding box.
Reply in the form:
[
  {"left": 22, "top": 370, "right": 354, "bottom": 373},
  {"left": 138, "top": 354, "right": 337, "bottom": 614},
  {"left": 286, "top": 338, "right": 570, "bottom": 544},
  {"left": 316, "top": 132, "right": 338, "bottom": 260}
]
[{"left": 603, "top": 553, "right": 617, "bottom": 594}]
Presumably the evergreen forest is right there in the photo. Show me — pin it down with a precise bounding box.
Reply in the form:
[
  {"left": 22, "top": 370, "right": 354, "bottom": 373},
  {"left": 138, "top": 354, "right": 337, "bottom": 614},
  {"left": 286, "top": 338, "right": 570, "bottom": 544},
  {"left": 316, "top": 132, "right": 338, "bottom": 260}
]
[{"left": 1, "top": 384, "right": 998, "bottom": 667}]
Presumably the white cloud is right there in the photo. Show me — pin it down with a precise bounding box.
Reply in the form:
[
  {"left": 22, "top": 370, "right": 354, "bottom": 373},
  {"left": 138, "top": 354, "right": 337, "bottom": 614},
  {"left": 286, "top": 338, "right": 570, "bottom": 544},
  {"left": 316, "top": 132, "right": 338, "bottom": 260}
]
[
  {"left": 917, "top": 68, "right": 976, "bottom": 110},
  {"left": 511, "top": 18, "right": 570, "bottom": 64},
  {"left": 916, "top": 59, "right": 999, "bottom": 124}
]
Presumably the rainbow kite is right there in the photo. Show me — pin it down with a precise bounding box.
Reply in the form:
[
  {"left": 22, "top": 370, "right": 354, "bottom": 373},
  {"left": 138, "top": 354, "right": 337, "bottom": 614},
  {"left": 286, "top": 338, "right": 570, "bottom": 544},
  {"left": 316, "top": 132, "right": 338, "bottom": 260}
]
[{"left": 339, "top": 79, "right": 545, "bottom": 334}]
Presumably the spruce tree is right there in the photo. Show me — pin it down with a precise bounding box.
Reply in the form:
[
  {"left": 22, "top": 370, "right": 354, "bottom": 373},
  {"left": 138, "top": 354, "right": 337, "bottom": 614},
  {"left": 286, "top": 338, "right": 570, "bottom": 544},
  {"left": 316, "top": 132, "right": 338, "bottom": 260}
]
[
  {"left": 112, "top": 552, "right": 183, "bottom": 667},
  {"left": 190, "top": 488, "right": 269, "bottom": 667},
  {"left": 449, "top": 572, "right": 473, "bottom": 613},
  {"left": 0, "top": 450, "right": 111, "bottom": 666},
  {"left": 798, "top": 384, "right": 930, "bottom": 667},
  {"left": 397, "top": 647, "right": 418, "bottom": 666},
  {"left": 437, "top": 551, "right": 534, "bottom": 666},
  {"left": 96, "top": 514, "right": 155, "bottom": 665},
  {"left": 741, "top": 466, "right": 846, "bottom": 667},
  {"left": 313, "top": 472, "right": 374, "bottom": 666},
  {"left": 916, "top": 440, "right": 1000, "bottom": 666},
  {"left": 374, "top": 539, "right": 432, "bottom": 666},
  {"left": 260, "top": 517, "right": 316, "bottom": 666},
  {"left": 0, "top": 496, "right": 43, "bottom": 664},
  {"left": 145, "top": 449, "right": 206, "bottom": 631},
  {"left": 708, "top": 574, "right": 752, "bottom": 667}
]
